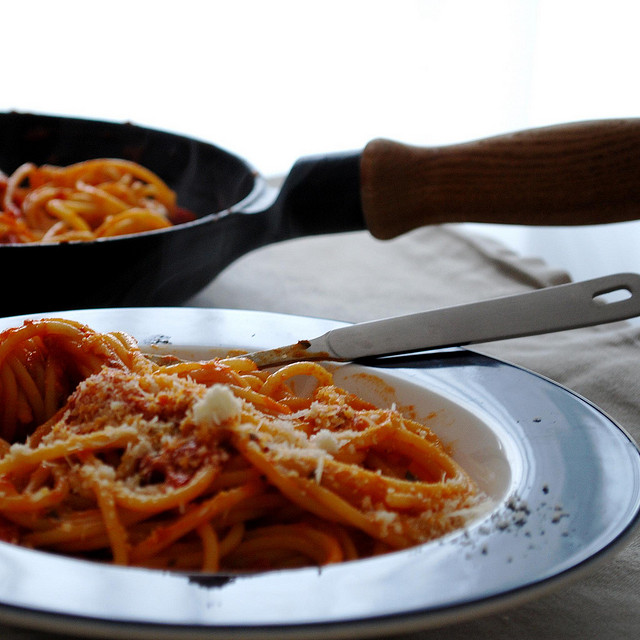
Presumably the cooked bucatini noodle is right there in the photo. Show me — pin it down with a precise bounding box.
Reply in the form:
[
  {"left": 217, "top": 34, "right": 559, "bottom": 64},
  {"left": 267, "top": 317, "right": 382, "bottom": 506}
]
[
  {"left": 0, "top": 318, "right": 483, "bottom": 572},
  {"left": 0, "top": 159, "right": 193, "bottom": 244}
]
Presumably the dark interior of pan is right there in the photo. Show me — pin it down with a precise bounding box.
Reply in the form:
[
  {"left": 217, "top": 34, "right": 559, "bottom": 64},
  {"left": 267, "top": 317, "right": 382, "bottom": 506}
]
[
  {"left": 0, "top": 112, "right": 256, "bottom": 217},
  {"left": 0, "top": 112, "right": 266, "bottom": 315}
]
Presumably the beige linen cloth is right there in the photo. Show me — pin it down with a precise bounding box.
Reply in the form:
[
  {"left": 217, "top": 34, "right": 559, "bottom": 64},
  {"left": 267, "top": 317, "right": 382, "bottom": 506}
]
[{"left": 4, "top": 225, "right": 639, "bottom": 639}]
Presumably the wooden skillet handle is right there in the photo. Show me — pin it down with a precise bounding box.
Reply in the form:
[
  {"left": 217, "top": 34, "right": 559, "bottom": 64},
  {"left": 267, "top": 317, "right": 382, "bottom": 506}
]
[{"left": 360, "top": 119, "right": 640, "bottom": 239}]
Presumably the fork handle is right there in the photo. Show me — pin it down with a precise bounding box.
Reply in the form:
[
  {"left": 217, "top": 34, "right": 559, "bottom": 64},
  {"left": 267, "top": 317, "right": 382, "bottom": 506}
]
[{"left": 360, "top": 119, "right": 640, "bottom": 239}]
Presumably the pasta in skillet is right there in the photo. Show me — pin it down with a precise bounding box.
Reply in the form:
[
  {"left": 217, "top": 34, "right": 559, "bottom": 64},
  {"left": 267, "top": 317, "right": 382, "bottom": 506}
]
[{"left": 0, "top": 158, "right": 194, "bottom": 244}]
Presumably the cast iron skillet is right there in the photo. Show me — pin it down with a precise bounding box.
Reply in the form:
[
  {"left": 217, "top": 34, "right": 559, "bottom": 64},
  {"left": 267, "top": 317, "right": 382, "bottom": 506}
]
[{"left": 2, "top": 111, "right": 640, "bottom": 316}]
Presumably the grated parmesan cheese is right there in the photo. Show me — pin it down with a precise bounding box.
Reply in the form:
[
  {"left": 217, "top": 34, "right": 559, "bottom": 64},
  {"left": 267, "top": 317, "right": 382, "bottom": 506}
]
[
  {"left": 309, "top": 429, "right": 340, "bottom": 453},
  {"left": 191, "top": 384, "right": 242, "bottom": 428}
]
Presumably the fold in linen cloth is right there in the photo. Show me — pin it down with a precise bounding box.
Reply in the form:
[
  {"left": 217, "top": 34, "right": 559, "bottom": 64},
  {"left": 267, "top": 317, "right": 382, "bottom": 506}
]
[
  {"left": 191, "top": 226, "right": 573, "bottom": 322},
  {"left": 189, "top": 225, "right": 640, "bottom": 640},
  {"left": 3, "top": 225, "right": 638, "bottom": 640}
]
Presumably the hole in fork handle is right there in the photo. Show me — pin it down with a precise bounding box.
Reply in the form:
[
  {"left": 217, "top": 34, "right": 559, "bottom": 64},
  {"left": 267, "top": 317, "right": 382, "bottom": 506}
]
[{"left": 593, "top": 286, "right": 633, "bottom": 305}]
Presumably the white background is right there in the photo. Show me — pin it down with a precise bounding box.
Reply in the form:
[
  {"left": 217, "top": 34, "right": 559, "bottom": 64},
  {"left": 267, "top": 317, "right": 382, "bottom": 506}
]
[{"left": 2, "top": 0, "right": 639, "bottom": 281}]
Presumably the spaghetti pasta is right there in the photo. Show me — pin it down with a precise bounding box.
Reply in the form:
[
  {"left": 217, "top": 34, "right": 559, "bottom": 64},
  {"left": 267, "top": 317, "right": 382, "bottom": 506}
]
[
  {"left": 0, "top": 318, "right": 484, "bottom": 572},
  {"left": 0, "top": 159, "right": 194, "bottom": 244}
]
